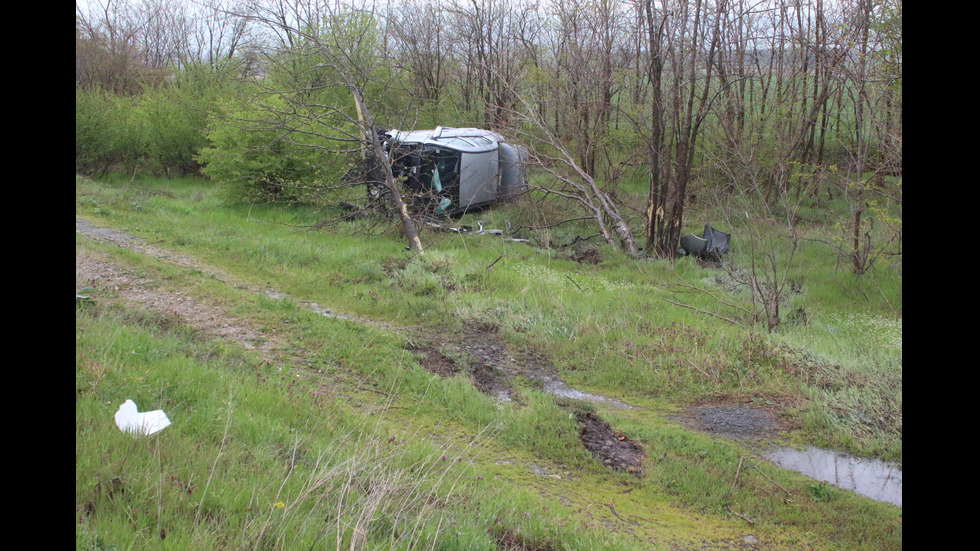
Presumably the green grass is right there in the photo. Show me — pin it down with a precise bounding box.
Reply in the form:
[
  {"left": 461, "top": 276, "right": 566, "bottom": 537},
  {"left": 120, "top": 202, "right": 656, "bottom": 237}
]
[
  {"left": 77, "top": 174, "right": 901, "bottom": 549},
  {"left": 75, "top": 256, "right": 632, "bottom": 550}
]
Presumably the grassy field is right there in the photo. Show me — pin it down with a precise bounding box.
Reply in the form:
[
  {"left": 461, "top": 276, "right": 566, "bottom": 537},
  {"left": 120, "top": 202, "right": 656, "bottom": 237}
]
[{"left": 76, "top": 175, "right": 901, "bottom": 550}]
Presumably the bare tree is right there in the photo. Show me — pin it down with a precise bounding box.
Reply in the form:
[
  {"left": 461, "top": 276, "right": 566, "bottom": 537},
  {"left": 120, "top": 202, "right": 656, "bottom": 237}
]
[
  {"left": 543, "top": 0, "right": 624, "bottom": 180},
  {"left": 387, "top": 0, "right": 450, "bottom": 105},
  {"left": 76, "top": 0, "right": 148, "bottom": 93},
  {"left": 77, "top": 0, "right": 259, "bottom": 91},
  {"left": 838, "top": 0, "right": 892, "bottom": 274},
  {"left": 443, "top": 0, "right": 528, "bottom": 128},
  {"left": 239, "top": 0, "right": 424, "bottom": 253},
  {"left": 706, "top": 0, "right": 845, "bottom": 205},
  {"left": 642, "top": 0, "right": 721, "bottom": 258},
  {"left": 506, "top": 78, "right": 640, "bottom": 256},
  {"left": 188, "top": 0, "right": 256, "bottom": 70}
]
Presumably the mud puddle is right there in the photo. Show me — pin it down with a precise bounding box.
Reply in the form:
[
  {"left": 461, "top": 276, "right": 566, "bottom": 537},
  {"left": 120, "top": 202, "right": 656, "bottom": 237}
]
[
  {"left": 541, "top": 377, "right": 637, "bottom": 409},
  {"left": 672, "top": 404, "right": 901, "bottom": 507},
  {"left": 671, "top": 405, "right": 789, "bottom": 441},
  {"left": 413, "top": 327, "right": 645, "bottom": 474},
  {"left": 764, "top": 446, "right": 902, "bottom": 507},
  {"left": 461, "top": 328, "right": 636, "bottom": 409}
]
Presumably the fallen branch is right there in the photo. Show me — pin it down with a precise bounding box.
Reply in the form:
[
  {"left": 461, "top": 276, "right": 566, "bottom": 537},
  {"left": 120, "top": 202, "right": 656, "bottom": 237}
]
[
  {"left": 605, "top": 503, "right": 626, "bottom": 522},
  {"left": 666, "top": 272, "right": 752, "bottom": 316},
  {"left": 728, "top": 456, "right": 744, "bottom": 498},
  {"left": 486, "top": 255, "right": 503, "bottom": 271},
  {"left": 749, "top": 460, "right": 793, "bottom": 497},
  {"left": 516, "top": 216, "right": 595, "bottom": 231},
  {"left": 728, "top": 505, "right": 756, "bottom": 525},
  {"left": 355, "top": 385, "right": 394, "bottom": 398},
  {"left": 684, "top": 357, "right": 715, "bottom": 380},
  {"left": 663, "top": 298, "right": 744, "bottom": 326}
]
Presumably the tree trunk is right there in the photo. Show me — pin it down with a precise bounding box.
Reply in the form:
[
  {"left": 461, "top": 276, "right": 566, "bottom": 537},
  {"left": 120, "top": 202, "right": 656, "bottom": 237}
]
[{"left": 350, "top": 85, "right": 424, "bottom": 254}]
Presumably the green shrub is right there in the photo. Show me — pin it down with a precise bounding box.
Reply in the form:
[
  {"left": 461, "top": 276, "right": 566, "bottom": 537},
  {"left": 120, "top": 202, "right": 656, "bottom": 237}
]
[
  {"left": 76, "top": 88, "right": 145, "bottom": 176},
  {"left": 138, "top": 84, "right": 211, "bottom": 177},
  {"left": 197, "top": 95, "right": 352, "bottom": 204}
]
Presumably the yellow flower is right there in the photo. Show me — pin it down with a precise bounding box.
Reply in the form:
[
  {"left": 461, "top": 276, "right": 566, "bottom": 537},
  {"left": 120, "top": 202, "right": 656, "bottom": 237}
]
[{"left": 273, "top": 502, "right": 285, "bottom": 509}]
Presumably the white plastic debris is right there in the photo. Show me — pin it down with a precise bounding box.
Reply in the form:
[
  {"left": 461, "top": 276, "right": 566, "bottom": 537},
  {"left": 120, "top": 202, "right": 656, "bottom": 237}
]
[{"left": 115, "top": 399, "right": 171, "bottom": 436}]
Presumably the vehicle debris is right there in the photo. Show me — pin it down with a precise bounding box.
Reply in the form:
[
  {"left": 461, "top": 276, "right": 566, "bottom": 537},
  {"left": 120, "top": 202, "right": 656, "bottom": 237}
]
[
  {"left": 679, "top": 223, "right": 731, "bottom": 261},
  {"left": 425, "top": 220, "right": 531, "bottom": 242}
]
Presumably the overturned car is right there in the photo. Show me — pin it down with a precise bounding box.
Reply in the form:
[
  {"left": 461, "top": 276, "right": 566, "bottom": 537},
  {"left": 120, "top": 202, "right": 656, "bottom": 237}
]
[{"left": 384, "top": 127, "right": 528, "bottom": 215}]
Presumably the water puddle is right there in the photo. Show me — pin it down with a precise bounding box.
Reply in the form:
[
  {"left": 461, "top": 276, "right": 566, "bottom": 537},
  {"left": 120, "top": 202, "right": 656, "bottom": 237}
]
[
  {"left": 305, "top": 301, "right": 351, "bottom": 320},
  {"left": 540, "top": 376, "right": 637, "bottom": 410},
  {"left": 763, "top": 446, "right": 902, "bottom": 507}
]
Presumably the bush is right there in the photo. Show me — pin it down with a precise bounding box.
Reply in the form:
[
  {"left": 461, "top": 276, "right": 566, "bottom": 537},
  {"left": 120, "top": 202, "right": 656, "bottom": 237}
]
[
  {"left": 139, "top": 85, "right": 210, "bottom": 177},
  {"left": 76, "top": 88, "right": 145, "bottom": 176},
  {"left": 77, "top": 64, "right": 241, "bottom": 179},
  {"left": 198, "top": 93, "right": 357, "bottom": 204}
]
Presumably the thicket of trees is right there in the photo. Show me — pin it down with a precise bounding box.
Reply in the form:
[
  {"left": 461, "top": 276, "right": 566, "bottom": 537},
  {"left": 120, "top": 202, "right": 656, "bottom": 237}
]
[{"left": 76, "top": 0, "right": 901, "bottom": 262}]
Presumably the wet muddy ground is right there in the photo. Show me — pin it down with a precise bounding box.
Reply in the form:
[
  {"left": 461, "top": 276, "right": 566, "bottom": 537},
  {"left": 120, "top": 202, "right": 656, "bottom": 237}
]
[
  {"left": 668, "top": 405, "right": 791, "bottom": 442},
  {"left": 412, "top": 325, "right": 650, "bottom": 475},
  {"left": 412, "top": 325, "right": 815, "bottom": 478}
]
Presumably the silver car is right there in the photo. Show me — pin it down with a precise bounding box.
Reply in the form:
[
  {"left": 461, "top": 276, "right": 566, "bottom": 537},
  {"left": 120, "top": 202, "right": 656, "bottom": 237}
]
[{"left": 386, "top": 127, "right": 527, "bottom": 215}]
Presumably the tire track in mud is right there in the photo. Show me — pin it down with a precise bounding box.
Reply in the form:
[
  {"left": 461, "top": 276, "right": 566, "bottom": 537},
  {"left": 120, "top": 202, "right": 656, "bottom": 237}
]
[
  {"left": 76, "top": 218, "right": 287, "bottom": 362},
  {"left": 413, "top": 324, "right": 647, "bottom": 476},
  {"left": 76, "top": 218, "right": 362, "bottom": 324}
]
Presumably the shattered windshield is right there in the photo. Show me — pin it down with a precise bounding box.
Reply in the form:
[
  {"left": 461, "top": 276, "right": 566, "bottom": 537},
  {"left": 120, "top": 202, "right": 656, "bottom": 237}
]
[{"left": 391, "top": 145, "right": 462, "bottom": 214}]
